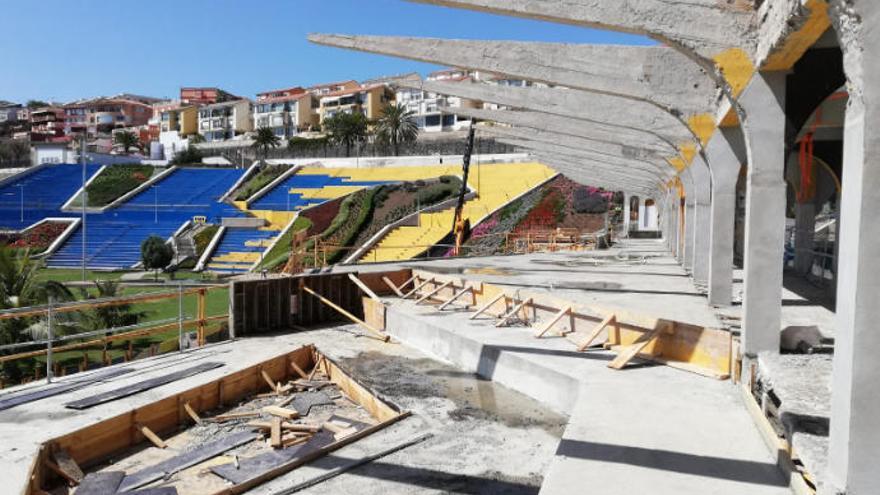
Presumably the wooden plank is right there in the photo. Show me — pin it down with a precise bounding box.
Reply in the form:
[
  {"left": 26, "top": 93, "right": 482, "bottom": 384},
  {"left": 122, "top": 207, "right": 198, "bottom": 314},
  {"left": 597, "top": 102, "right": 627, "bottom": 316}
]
[
  {"left": 64, "top": 362, "right": 224, "bottom": 410},
  {"left": 289, "top": 360, "right": 309, "bottom": 380},
  {"left": 74, "top": 471, "right": 125, "bottom": 495},
  {"left": 0, "top": 366, "right": 134, "bottom": 411},
  {"left": 348, "top": 273, "right": 382, "bottom": 302},
  {"left": 270, "top": 417, "right": 283, "bottom": 448},
  {"left": 51, "top": 449, "right": 84, "bottom": 484},
  {"left": 534, "top": 307, "right": 571, "bottom": 338},
  {"left": 394, "top": 275, "right": 417, "bottom": 296},
  {"left": 382, "top": 276, "right": 405, "bottom": 297},
  {"left": 261, "top": 370, "right": 279, "bottom": 393},
  {"left": 438, "top": 287, "right": 474, "bottom": 311},
  {"left": 307, "top": 356, "right": 324, "bottom": 381},
  {"left": 183, "top": 402, "right": 202, "bottom": 425},
  {"left": 302, "top": 286, "right": 389, "bottom": 342},
  {"left": 118, "top": 430, "right": 256, "bottom": 492},
  {"left": 415, "top": 280, "right": 452, "bottom": 305},
  {"left": 576, "top": 314, "right": 616, "bottom": 352},
  {"left": 137, "top": 424, "right": 167, "bottom": 449},
  {"left": 211, "top": 411, "right": 260, "bottom": 422},
  {"left": 607, "top": 324, "right": 667, "bottom": 370},
  {"left": 401, "top": 278, "right": 433, "bottom": 299},
  {"left": 264, "top": 406, "right": 300, "bottom": 420},
  {"left": 470, "top": 293, "right": 506, "bottom": 320},
  {"left": 43, "top": 458, "right": 79, "bottom": 486},
  {"left": 496, "top": 298, "right": 532, "bottom": 327}
]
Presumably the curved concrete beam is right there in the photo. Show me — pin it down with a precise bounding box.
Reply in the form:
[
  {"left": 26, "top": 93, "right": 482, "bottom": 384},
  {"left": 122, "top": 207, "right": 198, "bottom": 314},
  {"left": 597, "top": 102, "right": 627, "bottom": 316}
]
[
  {"left": 490, "top": 136, "right": 671, "bottom": 182},
  {"left": 405, "top": 0, "right": 755, "bottom": 66},
  {"left": 534, "top": 156, "right": 657, "bottom": 196},
  {"left": 480, "top": 125, "right": 672, "bottom": 175},
  {"left": 439, "top": 105, "right": 675, "bottom": 156},
  {"left": 398, "top": 79, "right": 695, "bottom": 150},
  {"left": 309, "top": 34, "right": 718, "bottom": 115}
]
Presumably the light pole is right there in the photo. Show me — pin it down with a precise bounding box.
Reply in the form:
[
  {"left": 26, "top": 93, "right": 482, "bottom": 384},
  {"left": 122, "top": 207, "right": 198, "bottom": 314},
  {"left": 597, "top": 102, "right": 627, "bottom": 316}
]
[
  {"left": 80, "top": 133, "right": 87, "bottom": 283},
  {"left": 16, "top": 184, "right": 23, "bottom": 223},
  {"left": 153, "top": 185, "right": 159, "bottom": 223}
]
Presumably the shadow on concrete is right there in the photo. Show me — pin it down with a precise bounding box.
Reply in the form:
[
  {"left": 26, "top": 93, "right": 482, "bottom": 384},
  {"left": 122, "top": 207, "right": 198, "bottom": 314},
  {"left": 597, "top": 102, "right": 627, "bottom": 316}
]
[
  {"left": 555, "top": 439, "right": 788, "bottom": 487},
  {"left": 486, "top": 281, "right": 702, "bottom": 298},
  {"left": 306, "top": 456, "right": 541, "bottom": 494}
]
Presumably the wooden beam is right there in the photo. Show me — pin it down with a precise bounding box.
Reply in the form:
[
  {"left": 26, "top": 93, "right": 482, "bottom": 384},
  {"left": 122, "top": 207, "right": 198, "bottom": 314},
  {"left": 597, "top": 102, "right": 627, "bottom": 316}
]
[
  {"left": 308, "top": 356, "right": 324, "bottom": 381},
  {"left": 438, "top": 287, "right": 474, "bottom": 311},
  {"left": 575, "top": 314, "right": 616, "bottom": 352},
  {"left": 183, "top": 402, "right": 203, "bottom": 425},
  {"left": 607, "top": 323, "right": 668, "bottom": 370},
  {"left": 395, "top": 275, "right": 417, "bottom": 295},
  {"left": 496, "top": 298, "right": 533, "bottom": 328},
  {"left": 382, "top": 276, "right": 405, "bottom": 297},
  {"left": 270, "top": 417, "right": 283, "bottom": 448},
  {"left": 289, "top": 360, "right": 309, "bottom": 380},
  {"left": 534, "top": 307, "right": 571, "bottom": 338},
  {"left": 51, "top": 449, "right": 84, "bottom": 484},
  {"left": 211, "top": 411, "right": 261, "bottom": 422},
  {"left": 401, "top": 278, "right": 434, "bottom": 299},
  {"left": 470, "top": 293, "right": 506, "bottom": 320},
  {"left": 137, "top": 424, "right": 167, "bottom": 449},
  {"left": 348, "top": 273, "right": 382, "bottom": 302},
  {"left": 302, "top": 286, "right": 389, "bottom": 342},
  {"left": 263, "top": 406, "right": 300, "bottom": 420},
  {"left": 415, "top": 280, "right": 452, "bottom": 305},
  {"left": 261, "top": 370, "right": 279, "bottom": 393}
]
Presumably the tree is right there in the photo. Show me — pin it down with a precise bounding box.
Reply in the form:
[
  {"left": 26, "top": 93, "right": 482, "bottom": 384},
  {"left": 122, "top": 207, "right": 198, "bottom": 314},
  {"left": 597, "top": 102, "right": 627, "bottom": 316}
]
[
  {"left": 79, "top": 280, "right": 145, "bottom": 332},
  {"left": 252, "top": 127, "right": 281, "bottom": 162},
  {"left": 324, "top": 112, "right": 369, "bottom": 157},
  {"left": 25, "top": 100, "right": 49, "bottom": 109},
  {"left": 170, "top": 146, "right": 203, "bottom": 165},
  {"left": 141, "top": 236, "right": 173, "bottom": 280},
  {"left": 114, "top": 131, "right": 141, "bottom": 154},
  {"left": 188, "top": 133, "right": 205, "bottom": 145},
  {"left": 375, "top": 102, "right": 419, "bottom": 156}
]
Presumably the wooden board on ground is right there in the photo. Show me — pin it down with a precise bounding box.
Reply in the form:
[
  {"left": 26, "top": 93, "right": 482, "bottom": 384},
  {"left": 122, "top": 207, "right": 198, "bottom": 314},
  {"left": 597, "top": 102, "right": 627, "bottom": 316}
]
[
  {"left": 607, "top": 324, "right": 667, "bottom": 370},
  {"left": 64, "top": 362, "right": 224, "bottom": 410}
]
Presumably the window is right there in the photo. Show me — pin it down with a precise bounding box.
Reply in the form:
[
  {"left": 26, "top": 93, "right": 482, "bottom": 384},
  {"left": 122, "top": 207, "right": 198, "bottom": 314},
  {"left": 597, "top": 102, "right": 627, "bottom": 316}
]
[{"left": 425, "top": 115, "right": 441, "bottom": 127}]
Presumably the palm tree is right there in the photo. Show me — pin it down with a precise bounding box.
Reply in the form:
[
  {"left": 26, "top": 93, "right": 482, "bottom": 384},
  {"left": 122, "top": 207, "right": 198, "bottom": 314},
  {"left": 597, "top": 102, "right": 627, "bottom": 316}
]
[
  {"left": 375, "top": 103, "right": 419, "bottom": 156},
  {"left": 324, "top": 112, "right": 369, "bottom": 157},
  {"left": 252, "top": 127, "right": 281, "bottom": 162},
  {"left": 188, "top": 133, "right": 206, "bottom": 145},
  {"left": 0, "top": 247, "right": 71, "bottom": 346},
  {"left": 114, "top": 131, "right": 141, "bottom": 154},
  {"left": 79, "top": 280, "right": 145, "bottom": 332}
]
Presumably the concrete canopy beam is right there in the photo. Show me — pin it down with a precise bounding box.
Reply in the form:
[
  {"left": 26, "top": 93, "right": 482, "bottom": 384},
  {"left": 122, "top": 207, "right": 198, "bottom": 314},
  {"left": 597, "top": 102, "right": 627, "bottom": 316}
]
[
  {"left": 480, "top": 125, "right": 671, "bottom": 176},
  {"left": 438, "top": 105, "right": 675, "bottom": 156},
  {"left": 405, "top": 0, "right": 755, "bottom": 65},
  {"left": 309, "top": 34, "right": 718, "bottom": 115},
  {"left": 491, "top": 137, "right": 667, "bottom": 183},
  {"left": 397, "top": 79, "right": 697, "bottom": 151},
  {"left": 529, "top": 150, "right": 659, "bottom": 186},
  {"left": 533, "top": 155, "right": 657, "bottom": 196}
]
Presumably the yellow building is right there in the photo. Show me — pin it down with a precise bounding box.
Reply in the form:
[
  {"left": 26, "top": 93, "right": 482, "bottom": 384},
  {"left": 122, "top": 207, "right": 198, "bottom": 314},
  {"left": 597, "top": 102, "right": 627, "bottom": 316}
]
[
  {"left": 160, "top": 105, "right": 198, "bottom": 136},
  {"left": 318, "top": 84, "right": 396, "bottom": 123}
]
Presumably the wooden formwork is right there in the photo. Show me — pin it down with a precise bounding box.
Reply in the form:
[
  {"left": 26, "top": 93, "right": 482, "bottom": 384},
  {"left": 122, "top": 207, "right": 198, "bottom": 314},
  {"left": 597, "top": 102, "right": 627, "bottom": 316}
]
[
  {"left": 401, "top": 269, "right": 734, "bottom": 380},
  {"left": 27, "top": 344, "right": 409, "bottom": 495}
]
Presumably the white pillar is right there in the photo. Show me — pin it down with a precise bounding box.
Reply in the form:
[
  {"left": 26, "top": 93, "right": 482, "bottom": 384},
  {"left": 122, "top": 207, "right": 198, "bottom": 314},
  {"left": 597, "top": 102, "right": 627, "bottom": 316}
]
[
  {"left": 622, "top": 192, "right": 631, "bottom": 237},
  {"left": 828, "top": 3, "right": 880, "bottom": 491},
  {"left": 681, "top": 169, "right": 695, "bottom": 269},
  {"left": 739, "top": 71, "right": 787, "bottom": 357},
  {"left": 706, "top": 128, "right": 744, "bottom": 306},
  {"left": 690, "top": 158, "right": 712, "bottom": 285},
  {"left": 793, "top": 201, "right": 817, "bottom": 275}
]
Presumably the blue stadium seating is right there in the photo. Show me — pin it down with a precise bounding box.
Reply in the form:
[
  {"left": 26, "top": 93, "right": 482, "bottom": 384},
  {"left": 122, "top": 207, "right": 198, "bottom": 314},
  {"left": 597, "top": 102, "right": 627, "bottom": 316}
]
[
  {"left": 0, "top": 164, "right": 101, "bottom": 231},
  {"left": 249, "top": 174, "right": 386, "bottom": 212},
  {"left": 46, "top": 167, "right": 245, "bottom": 269},
  {"left": 206, "top": 228, "right": 278, "bottom": 273}
]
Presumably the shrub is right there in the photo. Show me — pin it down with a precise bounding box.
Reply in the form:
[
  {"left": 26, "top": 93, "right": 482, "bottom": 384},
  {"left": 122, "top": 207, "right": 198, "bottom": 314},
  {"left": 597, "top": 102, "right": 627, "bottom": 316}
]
[
  {"left": 193, "top": 225, "right": 219, "bottom": 256},
  {"left": 83, "top": 165, "right": 155, "bottom": 207},
  {"left": 170, "top": 146, "right": 203, "bottom": 165},
  {"left": 234, "top": 165, "right": 288, "bottom": 201}
]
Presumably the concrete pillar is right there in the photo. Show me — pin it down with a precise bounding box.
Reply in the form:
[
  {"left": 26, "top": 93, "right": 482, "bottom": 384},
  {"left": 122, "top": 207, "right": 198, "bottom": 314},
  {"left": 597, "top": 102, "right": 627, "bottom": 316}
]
[
  {"left": 705, "top": 129, "right": 744, "bottom": 307},
  {"left": 739, "top": 71, "right": 787, "bottom": 357},
  {"left": 793, "top": 201, "right": 816, "bottom": 275},
  {"left": 681, "top": 169, "right": 695, "bottom": 269},
  {"left": 690, "top": 159, "right": 712, "bottom": 285},
  {"left": 828, "top": 3, "right": 880, "bottom": 492},
  {"left": 623, "top": 192, "right": 631, "bottom": 237}
]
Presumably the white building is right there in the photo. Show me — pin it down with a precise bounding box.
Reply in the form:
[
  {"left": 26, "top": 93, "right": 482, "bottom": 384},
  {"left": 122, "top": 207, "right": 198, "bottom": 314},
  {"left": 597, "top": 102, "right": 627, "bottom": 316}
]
[
  {"left": 395, "top": 70, "right": 476, "bottom": 133},
  {"left": 252, "top": 87, "right": 317, "bottom": 138},
  {"left": 198, "top": 99, "right": 253, "bottom": 142}
]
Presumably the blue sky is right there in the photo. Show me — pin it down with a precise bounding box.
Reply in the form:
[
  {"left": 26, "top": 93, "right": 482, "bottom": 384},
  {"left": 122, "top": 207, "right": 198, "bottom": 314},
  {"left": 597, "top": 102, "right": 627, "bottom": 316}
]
[{"left": 0, "top": 0, "right": 652, "bottom": 103}]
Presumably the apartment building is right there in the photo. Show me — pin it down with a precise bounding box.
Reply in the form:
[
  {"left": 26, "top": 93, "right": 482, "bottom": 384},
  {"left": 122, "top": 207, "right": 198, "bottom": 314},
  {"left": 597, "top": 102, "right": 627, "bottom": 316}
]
[
  {"left": 28, "top": 107, "right": 67, "bottom": 141},
  {"left": 253, "top": 87, "right": 318, "bottom": 137},
  {"left": 156, "top": 104, "right": 199, "bottom": 135},
  {"left": 318, "top": 84, "right": 395, "bottom": 123},
  {"left": 180, "top": 87, "right": 237, "bottom": 106},
  {"left": 396, "top": 70, "right": 477, "bottom": 133},
  {"left": 198, "top": 99, "right": 253, "bottom": 142},
  {"left": 0, "top": 102, "right": 23, "bottom": 124},
  {"left": 307, "top": 80, "right": 359, "bottom": 98}
]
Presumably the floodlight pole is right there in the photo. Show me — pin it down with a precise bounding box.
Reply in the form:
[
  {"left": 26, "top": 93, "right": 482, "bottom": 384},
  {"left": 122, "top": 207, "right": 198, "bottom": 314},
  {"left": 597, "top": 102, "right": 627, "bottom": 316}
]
[{"left": 81, "top": 134, "right": 87, "bottom": 283}]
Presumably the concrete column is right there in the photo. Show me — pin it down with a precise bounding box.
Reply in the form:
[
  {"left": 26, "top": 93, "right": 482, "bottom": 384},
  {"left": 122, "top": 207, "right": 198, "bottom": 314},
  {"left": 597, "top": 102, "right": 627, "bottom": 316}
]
[
  {"left": 793, "top": 201, "right": 816, "bottom": 275},
  {"left": 623, "top": 192, "right": 631, "bottom": 237},
  {"left": 681, "top": 169, "right": 695, "bottom": 269},
  {"left": 690, "top": 159, "right": 712, "bottom": 285},
  {"left": 739, "top": 71, "right": 787, "bottom": 357},
  {"left": 828, "top": 3, "right": 880, "bottom": 492},
  {"left": 705, "top": 129, "right": 744, "bottom": 307}
]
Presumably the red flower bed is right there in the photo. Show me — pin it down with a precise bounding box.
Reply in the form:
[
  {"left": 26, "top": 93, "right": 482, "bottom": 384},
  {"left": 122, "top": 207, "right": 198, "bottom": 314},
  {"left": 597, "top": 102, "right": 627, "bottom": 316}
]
[{"left": 8, "top": 222, "right": 69, "bottom": 251}]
